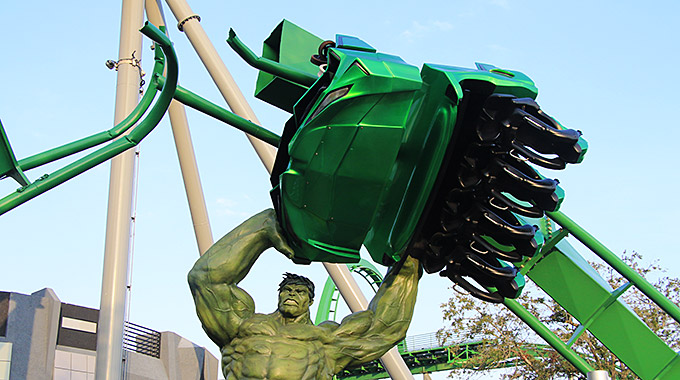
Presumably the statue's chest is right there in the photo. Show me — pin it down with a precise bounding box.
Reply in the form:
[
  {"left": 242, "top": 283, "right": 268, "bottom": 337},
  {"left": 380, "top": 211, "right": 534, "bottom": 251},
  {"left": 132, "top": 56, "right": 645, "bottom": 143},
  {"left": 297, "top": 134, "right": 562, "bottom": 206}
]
[
  {"left": 238, "top": 315, "right": 327, "bottom": 342},
  {"left": 225, "top": 316, "right": 336, "bottom": 379}
]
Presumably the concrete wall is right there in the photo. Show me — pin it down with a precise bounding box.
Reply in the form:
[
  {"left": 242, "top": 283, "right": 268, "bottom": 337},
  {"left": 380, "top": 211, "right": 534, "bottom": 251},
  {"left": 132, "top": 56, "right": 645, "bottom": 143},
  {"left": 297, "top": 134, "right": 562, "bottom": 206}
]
[
  {"left": 157, "top": 332, "right": 218, "bottom": 380},
  {"left": 0, "top": 288, "right": 61, "bottom": 379}
]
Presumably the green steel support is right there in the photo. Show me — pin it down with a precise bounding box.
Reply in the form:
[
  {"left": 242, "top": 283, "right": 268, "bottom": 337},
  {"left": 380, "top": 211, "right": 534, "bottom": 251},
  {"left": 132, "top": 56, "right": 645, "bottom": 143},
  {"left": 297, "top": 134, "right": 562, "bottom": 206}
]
[
  {"left": 336, "top": 340, "right": 556, "bottom": 380},
  {"left": 0, "top": 120, "right": 30, "bottom": 186},
  {"left": 315, "top": 259, "right": 384, "bottom": 325},
  {"left": 0, "top": 22, "right": 177, "bottom": 216},
  {"left": 154, "top": 77, "right": 281, "bottom": 147},
  {"left": 17, "top": 74, "right": 160, "bottom": 171},
  {"left": 502, "top": 298, "right": 595, "bottom": 374},
  {"left": 337, "top": 346, "right": 471, "bottom": 380},
  {"left": 227, "top": 29, "right": 318, "bottom": 87},
  {"left": 547, "top": 210, "right": 680, "bottom": 325},
  {"left": 519, "top": 227, "right": 569, "bottom": 276},
  {"left": 565, "top": 281, "right": 633, "bottom": 347},
  {"left": 1, "top": 48, "right": 162, "bottom": 185},
  {"left": 524, "top": 212, "right": 680, "bottom": 379}
]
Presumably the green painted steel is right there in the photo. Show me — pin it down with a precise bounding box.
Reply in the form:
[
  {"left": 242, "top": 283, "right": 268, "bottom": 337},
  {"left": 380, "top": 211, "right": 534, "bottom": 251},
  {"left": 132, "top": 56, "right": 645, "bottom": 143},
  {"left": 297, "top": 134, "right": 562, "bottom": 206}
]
[
  {"left": 657, "top": 356, "right": 680, "bottom": 380},
  {"left": 17, "top": 78, "right": 158, "bottom": 172},
  {"left": 547, "top": 211, "right": 680, "bottom": 325},
  {"left": 0, "top": 120, "right": 30, "bottom": 186},
  {"left": 337, "top": 336, "right": 554, "bottom": 380},
  {"left": 315, "top": 276, "right": 340, "bottom": 324},
  {"left": 314, "top": 258, "right": 384, "bottom": 325},
  {"left": 516, "top": 214, "right": 680, "bottom": 379},
  {"left": 0, "top": 23, "right": 177, "bottom": 216},
  {"left": 154, "top": 77, "right": 281, "bottom": 147},
  {"left": 337, "top": 345, "right": 482, "bottom": 380},
  {"left": 273, "top": 47, "right": 546, "bottom": 267},
  {"left": 247, "top": 20, "right": 323, "bottom": 112},
  {"left": 227, "top": 23, "right": 587, "bottom": 305},
  {"left": 227, "top": 27, "right": 317, "bottom": 88},
  {"left": 502, "top": 298, "right": 594, "bottom": 374}
]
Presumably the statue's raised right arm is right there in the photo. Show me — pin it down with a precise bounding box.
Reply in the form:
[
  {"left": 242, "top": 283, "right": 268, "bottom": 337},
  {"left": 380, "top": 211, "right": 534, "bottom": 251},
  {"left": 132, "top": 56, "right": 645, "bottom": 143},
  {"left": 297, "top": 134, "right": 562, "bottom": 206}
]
[
  {"left": 327, "top": 253, "right": 421, "bottom": 372},
  {"left": 187, "top": 209, "right": 293, "bottom": 347}
]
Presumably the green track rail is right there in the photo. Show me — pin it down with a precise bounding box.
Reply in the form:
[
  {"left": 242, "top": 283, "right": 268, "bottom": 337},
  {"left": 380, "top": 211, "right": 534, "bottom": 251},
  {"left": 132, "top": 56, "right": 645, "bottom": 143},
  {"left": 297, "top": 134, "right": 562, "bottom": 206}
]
[
  {"left": 336, "top": 332, "right": 552, "bottom": 380},
  {"left": 337, "top": 341, "right": 484, "bottom": 380},
  {"left": 505, "top": 212, "right": 680, "bottom": 379},
  {"left": 315, "top": 259, "right": 384, "bottom": 325}
]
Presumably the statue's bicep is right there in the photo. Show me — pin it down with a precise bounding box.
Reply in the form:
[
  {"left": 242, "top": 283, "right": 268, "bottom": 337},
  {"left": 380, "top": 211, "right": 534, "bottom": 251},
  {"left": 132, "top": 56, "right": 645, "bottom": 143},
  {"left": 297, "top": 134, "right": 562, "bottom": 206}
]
[
  {"left": 334, "top": 310, "right": 373, "bottom": 337},
  {"left": 193, "top": 283, "right": 254, "bottom": 346},
  {"left": 331, "top": 310, "right": 406, "bottom": 369}
]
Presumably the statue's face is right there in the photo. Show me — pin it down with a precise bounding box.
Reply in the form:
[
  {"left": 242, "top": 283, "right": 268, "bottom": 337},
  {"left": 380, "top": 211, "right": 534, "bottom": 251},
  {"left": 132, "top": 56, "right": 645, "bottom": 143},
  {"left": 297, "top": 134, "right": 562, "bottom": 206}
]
[{"left": 278, "top": 284, "right": 312, "bottom": 318}]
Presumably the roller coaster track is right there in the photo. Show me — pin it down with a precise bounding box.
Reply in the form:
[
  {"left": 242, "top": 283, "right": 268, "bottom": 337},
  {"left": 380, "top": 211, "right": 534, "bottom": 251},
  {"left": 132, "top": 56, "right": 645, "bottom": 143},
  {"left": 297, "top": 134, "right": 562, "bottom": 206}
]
[{"left": 336, "top": 331, "right": 553, "bottom": 380}]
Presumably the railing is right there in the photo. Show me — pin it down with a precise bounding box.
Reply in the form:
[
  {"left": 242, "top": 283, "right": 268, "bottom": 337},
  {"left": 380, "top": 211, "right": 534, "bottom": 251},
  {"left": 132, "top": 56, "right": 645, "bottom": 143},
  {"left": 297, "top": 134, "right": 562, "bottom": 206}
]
[
  {"left": 123, "top": 321, "right": 161, "bottom": 358},
  {"left": 338, "top": 332, "right": 485, "bottom": 379},
  {"left": 402, "top": 332, "right": 443, "bottom": 352},
  {"left": 402, "top": 331, "right": 481, "bottom": 352}
]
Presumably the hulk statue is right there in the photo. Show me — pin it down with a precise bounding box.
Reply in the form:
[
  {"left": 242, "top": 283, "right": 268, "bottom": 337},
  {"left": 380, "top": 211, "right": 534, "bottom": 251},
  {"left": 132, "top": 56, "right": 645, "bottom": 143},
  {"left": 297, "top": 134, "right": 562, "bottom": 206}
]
[{"left": 188, "top": 209, "right": 421, "bottom": 379}]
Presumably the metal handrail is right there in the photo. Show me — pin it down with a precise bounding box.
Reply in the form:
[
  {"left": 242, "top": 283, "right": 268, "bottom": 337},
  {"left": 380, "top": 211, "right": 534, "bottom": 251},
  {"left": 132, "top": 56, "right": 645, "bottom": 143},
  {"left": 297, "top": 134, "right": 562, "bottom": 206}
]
[
  {"left": 226, "top": 28, "right": 318, "bottom": 87},
  {"left": 123, "top": 321, "right": 161, "bottom": 358}
]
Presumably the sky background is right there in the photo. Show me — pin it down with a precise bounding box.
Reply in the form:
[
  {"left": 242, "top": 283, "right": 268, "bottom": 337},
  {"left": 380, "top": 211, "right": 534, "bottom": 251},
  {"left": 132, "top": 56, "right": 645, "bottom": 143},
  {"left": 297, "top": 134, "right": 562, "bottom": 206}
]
[{"left": 1, "top": 1, "right": 679, "bottom": 379}]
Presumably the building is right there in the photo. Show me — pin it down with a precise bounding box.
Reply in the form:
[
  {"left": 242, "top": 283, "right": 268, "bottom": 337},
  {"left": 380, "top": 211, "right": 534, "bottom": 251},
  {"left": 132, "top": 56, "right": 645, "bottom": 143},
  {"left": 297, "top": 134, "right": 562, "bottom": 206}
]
[{"left": 0, "top": 288, "right": 218, "bottom": 380}]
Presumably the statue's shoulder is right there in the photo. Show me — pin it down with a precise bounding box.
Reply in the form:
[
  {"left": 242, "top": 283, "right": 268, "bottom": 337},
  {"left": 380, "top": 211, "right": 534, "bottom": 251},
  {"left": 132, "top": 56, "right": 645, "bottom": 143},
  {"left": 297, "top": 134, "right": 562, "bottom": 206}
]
[
  {"left": 246, "top": 312, "right": 273, "bottom": 322},
  {"left": 317, "top": 320, "right": 340, "bottom": 332},
  {"left": 238, "top": 313, "right": 279, "bottom": 337},
  {"left": 242, "top": 312, "right": 277, "bottom": 326}
]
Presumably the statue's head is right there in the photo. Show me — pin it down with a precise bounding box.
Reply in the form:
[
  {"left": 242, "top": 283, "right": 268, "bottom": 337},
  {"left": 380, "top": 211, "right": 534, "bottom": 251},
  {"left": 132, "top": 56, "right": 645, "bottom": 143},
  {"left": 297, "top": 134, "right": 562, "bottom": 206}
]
[{"left": 277, "top": 273, "right": 315, "bottom": 318}]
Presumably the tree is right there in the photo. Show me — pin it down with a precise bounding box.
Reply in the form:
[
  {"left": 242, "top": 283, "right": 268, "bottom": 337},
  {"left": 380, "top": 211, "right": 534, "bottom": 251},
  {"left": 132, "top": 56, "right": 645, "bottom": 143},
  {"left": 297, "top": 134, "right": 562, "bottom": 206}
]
[{"left": 437, "top": 252, "right": 680, "bottom": 379}]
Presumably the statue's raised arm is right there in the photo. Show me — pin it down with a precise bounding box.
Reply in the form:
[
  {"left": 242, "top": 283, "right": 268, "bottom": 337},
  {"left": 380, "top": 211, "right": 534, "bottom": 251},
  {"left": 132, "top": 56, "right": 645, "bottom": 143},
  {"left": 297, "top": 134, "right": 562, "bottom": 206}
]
[
  {"left": 325, "top": 254, "right": 421, "bottom": 372},
  {"left": 187, "top": 209, "right": 293, "bottom": 347}
]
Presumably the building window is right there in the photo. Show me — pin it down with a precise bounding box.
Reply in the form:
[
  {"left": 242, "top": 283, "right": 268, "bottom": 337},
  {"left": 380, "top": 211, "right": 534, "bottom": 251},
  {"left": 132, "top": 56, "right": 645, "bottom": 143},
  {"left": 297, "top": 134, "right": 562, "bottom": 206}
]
[
  {"left": 54, "top": 349, "right": 95, "bottom": 380},
  {"left": 0, "top": 342, "right": 12, "bottom": 380},
  {"left": 0, "top": 292, "right": 8, "bottom": 337}
]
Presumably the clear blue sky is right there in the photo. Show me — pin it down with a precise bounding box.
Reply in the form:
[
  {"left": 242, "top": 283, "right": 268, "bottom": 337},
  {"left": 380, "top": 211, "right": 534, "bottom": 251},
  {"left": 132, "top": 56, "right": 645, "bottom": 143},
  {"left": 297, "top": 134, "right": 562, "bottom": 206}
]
[{"left": 1, "top": 1, "right": 678, "bottom": 379}]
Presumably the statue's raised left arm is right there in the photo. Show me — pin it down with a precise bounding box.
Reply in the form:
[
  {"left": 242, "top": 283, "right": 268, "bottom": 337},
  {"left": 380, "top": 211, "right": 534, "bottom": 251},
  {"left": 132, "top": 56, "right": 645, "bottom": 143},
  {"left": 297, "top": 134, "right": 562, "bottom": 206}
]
[{"left": 187, "top": 209, "right": 294, "bottom": 347}]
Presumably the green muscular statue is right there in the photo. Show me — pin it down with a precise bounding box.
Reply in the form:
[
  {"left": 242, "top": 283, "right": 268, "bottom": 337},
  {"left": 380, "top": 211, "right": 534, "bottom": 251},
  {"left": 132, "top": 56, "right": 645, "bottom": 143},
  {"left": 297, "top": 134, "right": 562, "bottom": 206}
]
[{"left": 188, "top": 209, "right": 421, "bottom": 379}]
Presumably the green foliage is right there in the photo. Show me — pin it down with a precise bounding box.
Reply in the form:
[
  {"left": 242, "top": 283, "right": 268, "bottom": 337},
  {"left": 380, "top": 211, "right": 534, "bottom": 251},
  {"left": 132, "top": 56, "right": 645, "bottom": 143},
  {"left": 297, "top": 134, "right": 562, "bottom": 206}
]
[{"left": 438, "top": 252, "right": 680, "bottom": 379}]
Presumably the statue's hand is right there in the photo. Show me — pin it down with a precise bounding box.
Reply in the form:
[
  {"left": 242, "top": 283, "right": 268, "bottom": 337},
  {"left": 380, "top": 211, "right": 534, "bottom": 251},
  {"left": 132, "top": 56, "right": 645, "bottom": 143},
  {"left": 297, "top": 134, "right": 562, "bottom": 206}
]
[{"left": 262, "top": 209, "right": 295, "bottom": 259}]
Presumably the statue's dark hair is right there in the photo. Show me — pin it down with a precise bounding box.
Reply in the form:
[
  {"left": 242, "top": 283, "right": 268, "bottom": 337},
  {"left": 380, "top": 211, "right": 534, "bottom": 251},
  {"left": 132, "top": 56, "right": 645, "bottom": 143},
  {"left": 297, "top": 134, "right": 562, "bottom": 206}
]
[{"left": 278, "top": 273, "right": 315, "bottom": 300}]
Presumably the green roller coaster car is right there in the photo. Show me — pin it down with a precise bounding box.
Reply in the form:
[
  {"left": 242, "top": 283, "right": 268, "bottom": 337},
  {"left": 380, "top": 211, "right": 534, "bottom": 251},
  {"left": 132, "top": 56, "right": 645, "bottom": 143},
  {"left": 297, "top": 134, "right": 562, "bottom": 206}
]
[
  {"left": 229, "top": 20, "right": 586, "bottom": 301},
  {"left": 275, "top": 47, "right": 535, "bottom": 264}
]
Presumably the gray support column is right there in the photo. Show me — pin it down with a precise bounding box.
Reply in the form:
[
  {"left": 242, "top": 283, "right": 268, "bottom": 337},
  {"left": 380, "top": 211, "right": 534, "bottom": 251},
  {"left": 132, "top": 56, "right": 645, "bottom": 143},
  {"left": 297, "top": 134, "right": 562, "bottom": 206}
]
[
  {"left": 163, "top": 0, "right": 276, "bottom": 172},
  {"left": 146, "top": 0, "right": 214, "bottom": 255},
  {"left": 167, "top": 103, "right": 214, "bottom": 255},
  {"left": 95, "top": 0, "right": 145, "bottom": 378},
  {"left": 587, "top": 371, "right": 611, "bottom": 380}
]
